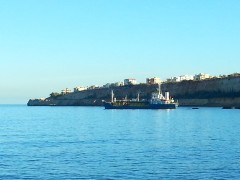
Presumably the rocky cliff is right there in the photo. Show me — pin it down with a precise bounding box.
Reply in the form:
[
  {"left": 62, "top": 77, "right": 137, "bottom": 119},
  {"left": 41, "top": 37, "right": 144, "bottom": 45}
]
[{"left": 27, "top": 77, "right": 240, "bottom": 107}]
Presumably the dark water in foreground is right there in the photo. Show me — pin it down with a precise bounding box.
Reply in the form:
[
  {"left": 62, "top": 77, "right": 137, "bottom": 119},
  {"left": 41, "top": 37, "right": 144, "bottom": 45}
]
[{"left": 0, "top": 105, "right": 240, "bottom": 179}]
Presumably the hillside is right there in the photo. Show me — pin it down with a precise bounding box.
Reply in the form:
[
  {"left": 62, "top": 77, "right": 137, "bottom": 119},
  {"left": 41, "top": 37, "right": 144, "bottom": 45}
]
[{"left": 28, "top": 77, "right": 240, "bottom": 107}]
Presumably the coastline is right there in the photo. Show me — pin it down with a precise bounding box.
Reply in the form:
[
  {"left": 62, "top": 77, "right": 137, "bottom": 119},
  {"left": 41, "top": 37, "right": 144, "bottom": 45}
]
[{"left": 27, "top": 77, "right": 240, "bottom": 107}]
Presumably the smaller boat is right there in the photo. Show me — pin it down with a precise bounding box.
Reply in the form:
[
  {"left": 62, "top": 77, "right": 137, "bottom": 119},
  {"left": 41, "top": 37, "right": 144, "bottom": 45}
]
[
  {"left": 222, "top": 106, "right": 234, "bottom": 109},
  {"left": 103, "top": 84, "right": 178, "bottom": 110}
]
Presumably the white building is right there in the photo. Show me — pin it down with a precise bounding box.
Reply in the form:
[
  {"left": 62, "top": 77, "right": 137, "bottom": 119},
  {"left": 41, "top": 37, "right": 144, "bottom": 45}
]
[
  {"left": 194, "top": 73, "right": 210, "bottom": 80},
  {"left": 146, "top": 77, "right": 161, "bottom": 85},
  {"left": 61, "top": 88, "right": 72, "bottom": 95},
  {"left": 87, "top": 85, "right": 99, "bottom": 90},
  {"left": 166, "top": 77, "right": 181, "bottom": 82},
  {"left": 166, "top": 75, "right": 194, "bottom": 82},
  {"left": 124, "top": 78, "right": 137, "bottom": 85},
  {"left": 179, "top": 75, "right": 194, "bottom": 81},
  {"left": 74, "top": 86, "right": 87, "bottom": 92}
]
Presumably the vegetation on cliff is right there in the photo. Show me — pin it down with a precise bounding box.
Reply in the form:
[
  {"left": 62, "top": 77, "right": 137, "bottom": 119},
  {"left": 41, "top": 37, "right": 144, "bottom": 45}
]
[{"left": 50, "top": 92, "right": 62, "bottom": 99}]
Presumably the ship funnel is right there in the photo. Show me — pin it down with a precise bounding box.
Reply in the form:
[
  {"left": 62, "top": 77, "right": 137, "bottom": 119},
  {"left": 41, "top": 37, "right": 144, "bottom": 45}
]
[{"left": 165, "top": 92, "right": 169, "bottom": 100}]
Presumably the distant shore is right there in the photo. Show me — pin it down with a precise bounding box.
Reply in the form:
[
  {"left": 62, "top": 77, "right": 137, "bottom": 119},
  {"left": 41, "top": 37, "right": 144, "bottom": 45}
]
[{"left": 28, "top": 76, "right": 240, "bottom": 108}]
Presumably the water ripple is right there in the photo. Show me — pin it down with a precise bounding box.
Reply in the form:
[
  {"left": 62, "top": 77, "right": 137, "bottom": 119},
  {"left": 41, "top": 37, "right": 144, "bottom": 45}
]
[{"left": 0, "top": 106, "right": 240, "bottom": 179}]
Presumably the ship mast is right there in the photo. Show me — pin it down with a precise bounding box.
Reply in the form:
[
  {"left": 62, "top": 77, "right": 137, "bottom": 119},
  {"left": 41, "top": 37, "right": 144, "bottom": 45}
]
[
  {"left": 111, "top": 90, "right": 114, "bottom": 103},
  {"left": 158, "top": 83, "right": 162, "bottom": 96},
  {"left": 137, "top": 92, "right": 140, "bottom": 102},
  {"left": 137, "top": 90, "right": 141, "bottom": 102}
]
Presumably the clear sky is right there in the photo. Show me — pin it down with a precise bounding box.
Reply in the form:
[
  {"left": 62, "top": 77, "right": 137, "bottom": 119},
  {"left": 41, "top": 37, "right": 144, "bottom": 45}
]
[{"left": 0, "top": 0, "right": 239, "bottom": 104}]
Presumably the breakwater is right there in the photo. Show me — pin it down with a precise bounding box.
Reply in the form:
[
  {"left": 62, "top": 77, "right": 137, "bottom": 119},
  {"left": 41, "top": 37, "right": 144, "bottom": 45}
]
[{"left": 27, "top": 77, "right": 240, "bottom": 107}]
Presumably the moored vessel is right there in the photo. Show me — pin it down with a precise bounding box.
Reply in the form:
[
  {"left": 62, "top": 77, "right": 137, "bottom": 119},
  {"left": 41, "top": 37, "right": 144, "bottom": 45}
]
[{"left": 103, "top": 84, "right": 178, "bottom": 109}]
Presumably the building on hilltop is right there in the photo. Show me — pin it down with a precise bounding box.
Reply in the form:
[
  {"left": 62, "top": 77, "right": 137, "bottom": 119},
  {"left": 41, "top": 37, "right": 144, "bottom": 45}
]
[
  {"left": 146, "top": 77, "right": 161, "bottom": 85},
  {"left": 103, "top": 82, "right": 124, "bottom": 88},
  {"left": 179, "top": 75, "right": 194, "bottom": 81},
  {"left": 228, "top": 73, "right": 240, "bottom": 77},
  {"left": 61, "top": 88, "right": 72, "bottom": 95},
  {"left": 166, "top": 77, "right": 181, "bottom": 82},
  {"left": 87, "top": 85, "right": 100, "bottom": 90},
  {"left": 166, "top": 75, "right": 194, "bottom": 82},
  {"left": 74, "top": 86, "right": 87, "bottom": 92},
  {"left": 124, "top": 78, "right": 137, "bottom": 85},
  {"left": 194, "top": 73, "right": 210, "bottom": 80}
]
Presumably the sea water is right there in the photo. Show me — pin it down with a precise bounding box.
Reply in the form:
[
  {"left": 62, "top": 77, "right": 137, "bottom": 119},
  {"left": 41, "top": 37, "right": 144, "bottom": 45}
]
[{"left": 0, "top": 105, "right": 240, "bottom": 179}]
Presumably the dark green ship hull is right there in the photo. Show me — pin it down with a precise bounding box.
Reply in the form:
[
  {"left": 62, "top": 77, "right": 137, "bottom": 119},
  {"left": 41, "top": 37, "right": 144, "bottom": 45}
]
[{"left": 103, "top": 101, "right": 177, "bottom": 109}]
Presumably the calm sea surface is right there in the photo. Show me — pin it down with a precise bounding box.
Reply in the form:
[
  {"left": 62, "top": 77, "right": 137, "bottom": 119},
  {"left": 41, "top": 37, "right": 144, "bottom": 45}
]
[{"left": 0, "top": 105, "right": 240, "bottom": 179}]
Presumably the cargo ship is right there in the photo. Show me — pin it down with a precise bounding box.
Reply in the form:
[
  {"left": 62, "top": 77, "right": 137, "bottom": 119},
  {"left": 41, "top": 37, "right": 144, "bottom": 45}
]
[{"left": 103, "top": 84, "right": 178, "bottom": 109}]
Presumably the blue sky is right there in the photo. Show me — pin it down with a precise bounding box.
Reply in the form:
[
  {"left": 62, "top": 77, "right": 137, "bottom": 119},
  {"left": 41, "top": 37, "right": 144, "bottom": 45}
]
[{"left": 0, "top": 0, "right": 239, "bottom": 103}]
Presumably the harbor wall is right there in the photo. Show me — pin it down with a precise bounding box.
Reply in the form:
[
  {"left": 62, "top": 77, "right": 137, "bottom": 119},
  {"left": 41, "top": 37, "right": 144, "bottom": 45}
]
[{"left": 27, "top": 77, "right": 240, "bottom": 107}]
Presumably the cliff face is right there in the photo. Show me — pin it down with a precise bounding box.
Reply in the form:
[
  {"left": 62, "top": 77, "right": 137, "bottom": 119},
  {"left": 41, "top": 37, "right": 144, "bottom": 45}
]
[
  {"left": 28, "top": 84, "right": 157, "bottom": 106},
  {"left": 27, "top": 77, "right": 240, "bottom": 107},
  {"left": 163, "top": 77, "right": 240, "bottom": 98}
]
